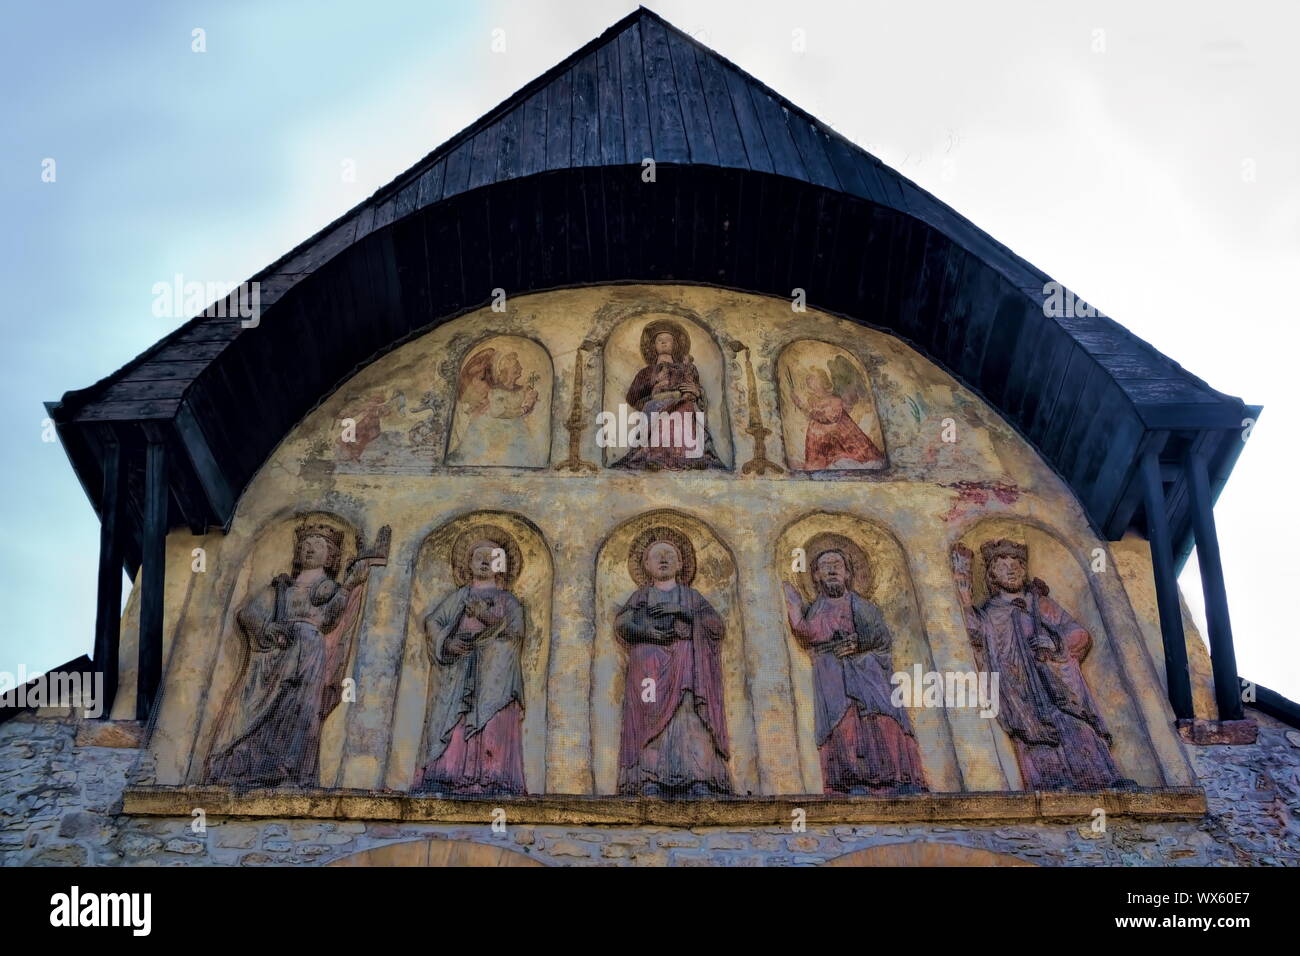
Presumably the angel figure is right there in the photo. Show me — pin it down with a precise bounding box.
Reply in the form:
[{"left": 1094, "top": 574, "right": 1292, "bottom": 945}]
[
  {"left": 786, "top": 358, "right": 885, "bottom": 471},
  {"left": 447, "top": 347, "right": 541, "bottom": 465},
  {"left": 337, "top": 390, "right": 405, "bottom": 463}
]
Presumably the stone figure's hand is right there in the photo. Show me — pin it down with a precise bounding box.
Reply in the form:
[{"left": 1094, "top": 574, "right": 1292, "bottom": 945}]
[
  {"left": 648, "top": 604, "right": 680, "bottom": 619},
  {"left": 833, "top": 638, "right": 858, "bottom": 658},
  {"left": 446, "top": 634, "right": 473, "bottom": 657},
  {"left": 951, "top": 545, "right": 975, "bottom": 606},
  {"left": 673, "top": 618, "right": 691, "bottom": 640}
]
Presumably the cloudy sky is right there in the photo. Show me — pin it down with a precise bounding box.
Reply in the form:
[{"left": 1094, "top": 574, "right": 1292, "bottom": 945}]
[{"left": 3, "top": 0, "right": 1296, "bottom": 701}]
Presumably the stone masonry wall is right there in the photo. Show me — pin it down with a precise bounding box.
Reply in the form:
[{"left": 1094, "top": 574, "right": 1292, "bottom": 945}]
[{"left": 2, "top": 708, "right": 1296, "bottom": 867}]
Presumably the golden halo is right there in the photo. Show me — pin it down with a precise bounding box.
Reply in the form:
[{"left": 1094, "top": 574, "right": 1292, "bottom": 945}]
[
  {"left": 796, "top": 532, "right": 873, "bottom": 601},
  {"left": 638, "top": 319, "right": 692, "bottom": 366},
  {"left": 627, "top": 525, "right": 697, "bottom": 588},
  {"left": 451, "top": 523, "right": 523, "bottom": 588}
]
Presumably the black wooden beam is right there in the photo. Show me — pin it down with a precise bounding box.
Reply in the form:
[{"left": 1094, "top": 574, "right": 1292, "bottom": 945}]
[
  {"left": 92, "top": 430, "right": 124, "bottom": 719},
  {"left": 1141, "top": 446, "right": 1195, "bottom": 719},
  {"left": 137, "top": 432, "right": 168, "bottom": 722},
  {"left": 1249, "top": 681, "right": 1300, "bottom": 730},
  {"left": 1186, "top": 447, "right": 1244, "bottom": 720}
]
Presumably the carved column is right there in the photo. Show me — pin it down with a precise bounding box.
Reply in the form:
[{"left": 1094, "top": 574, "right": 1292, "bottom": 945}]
[
  {"left": 337, "top": 523, "right": 403, "bottom": 790},
  {"left": 544, "top": 533, "right": 597, "bottom": 793},
  {"left": 910, "top": 526, "right": 1013, "bottom": 791}
]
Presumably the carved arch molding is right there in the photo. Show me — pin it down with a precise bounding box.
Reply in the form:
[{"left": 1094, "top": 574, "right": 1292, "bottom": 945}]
[
  {"left": 324, "top": 838, "right": 1037, "bottom": 866},
  {"left": 327, "top": 839, "right": 545, "bottom": 867}
]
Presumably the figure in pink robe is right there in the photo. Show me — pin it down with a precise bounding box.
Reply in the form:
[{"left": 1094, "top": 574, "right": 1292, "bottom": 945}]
[
  {"left": 616, "top": 537, "right": 731, "bottom": 797},
  {"left": 784, "top": 549, "right": 926, "bottom": 795},
  {"left": 954, "top": 539, "right": 1136, "bottom": 791},
  {"left": 415, "top": 538, "right": 527, "bottom": 796},
  {"left": 205, "top": 523, "right": 388, "bottom": 788}
]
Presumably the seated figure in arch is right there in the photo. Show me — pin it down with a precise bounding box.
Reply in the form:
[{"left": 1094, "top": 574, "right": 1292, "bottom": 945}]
[
  {"left": 783, "top": 541, "right": 926, "bottom": 795},
  {"left": 611, "top": 320, "right": 725, "bottom": 471}
]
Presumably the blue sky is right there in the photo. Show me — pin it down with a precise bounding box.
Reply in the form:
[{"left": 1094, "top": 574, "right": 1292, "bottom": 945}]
[{"left": 3, "top": 1, "right": 1297, "bottom": 701}]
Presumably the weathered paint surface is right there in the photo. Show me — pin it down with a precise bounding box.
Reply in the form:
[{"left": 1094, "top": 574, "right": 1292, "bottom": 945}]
[{"left": 110, "top": 285, "right": 1202, "bottom": 800}]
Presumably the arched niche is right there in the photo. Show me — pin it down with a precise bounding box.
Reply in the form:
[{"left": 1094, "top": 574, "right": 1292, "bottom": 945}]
[
  {"left": 773, "top": 512, "right": 960, "bottom": 794},
  {"left": 951, "top": 517, "right": 1157, "bottom": 789},
  {"left": 776, "top": 340, "right": 888, "bottom": 473},
  {"left": 590, "top": 509, "right": 759, "bottom": 795},
  {"left": 600, "top": 313, "right": 733, "bottom": 469},
  {"left": 327, "top": 839, "right": 545, "bottom": 867},
  {"left": 386, "top": 511, "right": 552, "bottom": 794},
  {"left": 188, "top": 511, "right": 382, "bottom": 789},
  {"left": 445, "top": 334, "right": 554, "bottom": 468}
]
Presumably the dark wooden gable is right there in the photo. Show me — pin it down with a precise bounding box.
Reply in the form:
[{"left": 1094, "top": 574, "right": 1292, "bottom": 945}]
[{"left": 49, "top": 6, "right": 1255, "bottom": 576}]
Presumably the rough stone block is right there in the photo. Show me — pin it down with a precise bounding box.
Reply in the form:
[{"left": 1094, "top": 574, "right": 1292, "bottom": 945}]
[
  {"left": 74, "top": 721, "right": 145, "bottom": 749},
  {"left": 215, "top": 825, "right": 259, "bottom": 849},
  {"left": 543, "top": 839, "right": 593, "bottom": 858},
  {"left": 164, "top": 838, "right": 204, "bottom": 855},
  {"left": 1178, "top": 719, "right": 1259, "bottom": 746}
]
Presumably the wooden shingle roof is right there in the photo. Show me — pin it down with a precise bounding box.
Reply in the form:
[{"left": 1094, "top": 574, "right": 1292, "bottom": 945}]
[{"left": 49, "top": 6, "right": 1255, "bottom": 573}]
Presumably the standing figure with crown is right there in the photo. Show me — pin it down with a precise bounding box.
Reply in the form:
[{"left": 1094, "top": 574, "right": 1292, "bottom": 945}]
[
  {"left": 205, "top": 520, "right": 389, "bottom": 788},
  {"left": 952, "top": 538, "right": 1134, "bottom": 791}
]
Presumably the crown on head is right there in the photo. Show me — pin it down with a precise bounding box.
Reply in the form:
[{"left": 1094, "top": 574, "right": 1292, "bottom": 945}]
[
  {"left": 294, "top": 522, "right": 344, "bottom": 553},
  {"left": 980, "top": 538, "right": 1027, "bottom": 565}
]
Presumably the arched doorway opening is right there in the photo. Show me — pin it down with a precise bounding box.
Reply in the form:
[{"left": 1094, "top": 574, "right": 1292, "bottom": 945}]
[{"left": 327, "top": 839, "right": 545, "bottom": 867}]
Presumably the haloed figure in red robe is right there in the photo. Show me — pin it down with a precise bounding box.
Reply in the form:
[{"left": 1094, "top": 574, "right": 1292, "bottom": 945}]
[
  {"left": 616, "top": 532, "right": 732, "bottom": 798},
  {"left": 784, "top": 549, "right": 926, "bottom": 795}
]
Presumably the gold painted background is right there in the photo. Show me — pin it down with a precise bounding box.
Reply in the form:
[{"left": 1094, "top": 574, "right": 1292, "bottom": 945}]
[{"left": 121, "top": 285, "right": 1210, "bottom": 798}]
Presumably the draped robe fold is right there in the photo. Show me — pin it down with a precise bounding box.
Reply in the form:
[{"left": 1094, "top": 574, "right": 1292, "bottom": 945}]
[
  {"left": 968, "top": 589, "right": 1123, "bottom": 790},
  {"left": 611, "top": 360, "right": 725, "bottom": 470},
  {"left": 615, "top": 583, "right": 732, "bottom": 794},
  {"left": 416, "top": 584, "right": 527, "bottom": 794},
  {"left": 205, "top": 573, "right": 366, "bottom": 788},
  {"left": 788, "top": 591, "right": 926, "bottom": 794},
  {"left": 803, "top": 395, "right": 885, "bottom": 470}
]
